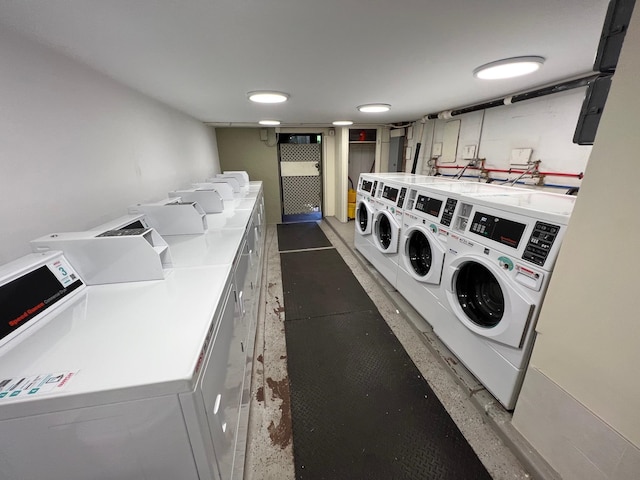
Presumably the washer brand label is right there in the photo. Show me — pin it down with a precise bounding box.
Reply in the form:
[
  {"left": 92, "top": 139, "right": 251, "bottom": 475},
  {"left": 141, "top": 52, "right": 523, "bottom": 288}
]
[
  {"left": 438, "top": 228, "right": 449, "bottom": 236},
  {"left": 459, "top": 237, "right": 474, "bottom": 247},
  {"left": 451, "top": 234, "right": 459, "bottom": 241}
]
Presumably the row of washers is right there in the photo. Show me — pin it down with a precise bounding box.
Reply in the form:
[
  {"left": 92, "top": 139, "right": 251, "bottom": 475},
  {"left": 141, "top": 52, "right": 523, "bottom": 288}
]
[{"left": 354, "top": 173, "right": 575, "bottom": 409}]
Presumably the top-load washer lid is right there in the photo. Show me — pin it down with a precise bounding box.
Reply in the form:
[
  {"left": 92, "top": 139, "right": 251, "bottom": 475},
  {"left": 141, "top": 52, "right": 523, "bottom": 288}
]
[
  {"left": 169, "top": 189, "right": 225, "bottom": 214},
  {"left": 219, "top": 171, "right": 249, "bottom": 187},
  {"left": 205, "top": 177, "right": 241, "bottom": 193},
  {"left": 193, "top": 182, "right": 235, "bottom": 201},
  {"left": 373, "top": 210, "right": 401, "bottom": 254}
]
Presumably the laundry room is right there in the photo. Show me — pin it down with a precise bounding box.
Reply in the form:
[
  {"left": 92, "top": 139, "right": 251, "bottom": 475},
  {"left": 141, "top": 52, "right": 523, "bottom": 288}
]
[{"left": 1, "top": 1, "right": 639, "bottom": 480}]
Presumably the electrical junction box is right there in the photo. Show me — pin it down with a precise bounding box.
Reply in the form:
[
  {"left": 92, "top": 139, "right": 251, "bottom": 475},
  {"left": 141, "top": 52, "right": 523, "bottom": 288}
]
[
  {"left": 510, "top": 148, "right": 533, "bottom": 165},
  {"left": 432, "top": 143, "right": 443, "bottom": 157},
  {"left": 462, "top": 145, "right": 477, "bottom": 159}
]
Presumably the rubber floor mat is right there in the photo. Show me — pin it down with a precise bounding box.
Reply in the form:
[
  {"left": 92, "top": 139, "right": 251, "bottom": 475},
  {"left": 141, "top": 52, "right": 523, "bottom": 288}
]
[
  {"left": 277, "top": 222, "right": 332, "bottom": 252},
  {"left": 284, "top": 310, "right": 492, "bottom": 480},
  {"left": 280, "top": 249, "right": 375, "bottom": 320}
]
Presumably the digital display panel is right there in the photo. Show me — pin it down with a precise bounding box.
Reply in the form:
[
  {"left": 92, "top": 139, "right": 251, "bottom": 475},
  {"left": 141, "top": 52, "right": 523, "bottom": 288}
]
[
  {"left": 0, "top": 265, "right": 83, "bottom": 343},
  {"left": 415, "top": 195, "right": 443, "bottom": 218},
  {"left": 361, "top": 180, "right": 373, "bottom": 193},
  {"left": 469, "top": 212, "right": 526, "bottom": 249},
  {"left": 382, "top": 186, "right": 399, "bottom": 202}
]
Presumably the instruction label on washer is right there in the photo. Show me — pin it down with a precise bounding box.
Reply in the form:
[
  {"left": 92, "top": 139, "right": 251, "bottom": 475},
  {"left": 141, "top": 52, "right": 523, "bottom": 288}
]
[{"left": 0, "top": 371, "right": 78, "bottom": 400}]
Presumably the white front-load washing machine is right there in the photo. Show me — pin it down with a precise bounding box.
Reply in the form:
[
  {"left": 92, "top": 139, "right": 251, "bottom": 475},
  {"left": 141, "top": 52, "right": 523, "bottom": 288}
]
[
  {"left": 368, "top": 175, "right": 455, "bottom": 286},
  {"left": 354, "top": 173, "right": 379, "bottom": 264},
  {"left": 354, "top": 173, "right": 442, "bottom": 271},
  {"left": 439, "top": 190, "right": 575, "bottom": 409},
  {"left": 396, "top": 181, "right": 524, "bottom": 333}
]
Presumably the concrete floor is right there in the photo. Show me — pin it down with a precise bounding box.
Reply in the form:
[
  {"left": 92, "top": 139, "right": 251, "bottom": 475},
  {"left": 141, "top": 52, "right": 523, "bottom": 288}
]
[{"left": 244, "top": 218, "right": 557, "bottom": 480}]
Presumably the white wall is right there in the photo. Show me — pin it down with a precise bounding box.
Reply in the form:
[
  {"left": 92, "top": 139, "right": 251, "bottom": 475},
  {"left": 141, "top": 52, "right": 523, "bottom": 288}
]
[
  {"left": 0, "top": 27, "right": 220, "bottom": 265},
  {"left": 512, "top": 8, "right": 640, "bottom": 479},
  {"left": 409, "top": 88, "right": 593, "bottom": 189}
]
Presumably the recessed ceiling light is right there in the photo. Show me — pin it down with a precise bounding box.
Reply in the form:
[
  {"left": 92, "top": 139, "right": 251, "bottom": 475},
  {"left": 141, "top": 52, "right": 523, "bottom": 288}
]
[
  {"left": 248, "top": 91, "right": 289, "bottom": 103},
  {"left": 259, "top": 120, "right": 281, "bottom": 126},
  {"left": 332, "top": 120, "right": 354, "bottom": 126},
  {"left": 474, "top": 56, "right": 545, "bottom": 80},
  {"left": 357, "top": 103, "right": 391, "bottom": 113}
]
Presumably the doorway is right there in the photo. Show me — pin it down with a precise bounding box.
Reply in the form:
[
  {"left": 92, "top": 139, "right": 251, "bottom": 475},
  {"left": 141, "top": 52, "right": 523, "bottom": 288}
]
[{"left": 278, "top": 134, "right": 323, "bottom": 223}]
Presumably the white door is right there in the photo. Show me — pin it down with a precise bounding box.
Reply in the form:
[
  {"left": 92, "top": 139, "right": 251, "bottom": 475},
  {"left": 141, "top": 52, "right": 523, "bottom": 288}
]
[{"left": 279, "top": 139, "right": 322, "bottom": 222}]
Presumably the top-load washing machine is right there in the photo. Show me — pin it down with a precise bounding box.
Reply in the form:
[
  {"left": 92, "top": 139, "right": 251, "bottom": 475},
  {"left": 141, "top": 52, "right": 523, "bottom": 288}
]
[
  {"left": 396, "top": 181, "right": 522, "bottom": 334},
  {"left": 438, "top": 189, "right": 575, "bottom": 409}
]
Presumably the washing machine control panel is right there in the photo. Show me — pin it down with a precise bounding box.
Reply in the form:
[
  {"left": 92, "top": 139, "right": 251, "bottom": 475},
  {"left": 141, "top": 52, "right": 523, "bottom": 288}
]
[
  {"left": 469, "top": 212, "right": 526, "bottom": 249},
  {"left": 522, "top": 221, "right": 560, "bottom": 266},
  {"left": 381, "top": 185, "right": 399, "bottom": 202},
  {"left": 441, "top": 198, "right": 458, "bottom": 227},
  {"left": 415, "top": 195, "right": 442, "bottom": 217},
  {"left": 361, "top": 179, "right": 374, "bottom": 193},
  {"left": 397, "top": 187, "right": 407, "bottom": 208}
]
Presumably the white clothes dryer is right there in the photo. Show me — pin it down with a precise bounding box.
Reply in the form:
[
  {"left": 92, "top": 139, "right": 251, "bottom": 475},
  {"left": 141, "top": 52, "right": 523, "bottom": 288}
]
[{"left": 439, "top": 190, "right": 575, "bottom": 409}]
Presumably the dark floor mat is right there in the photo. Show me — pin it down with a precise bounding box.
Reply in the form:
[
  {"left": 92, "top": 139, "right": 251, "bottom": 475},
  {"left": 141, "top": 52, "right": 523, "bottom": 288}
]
[
  {"left": 284, "top": 310, "right": 492, "bottom": 480},
  {"left": 277, "top": 222, "right": 332, "bottom": 252},
  {"left": 280, "top": 249, "right": 375, "bottom": 320}
]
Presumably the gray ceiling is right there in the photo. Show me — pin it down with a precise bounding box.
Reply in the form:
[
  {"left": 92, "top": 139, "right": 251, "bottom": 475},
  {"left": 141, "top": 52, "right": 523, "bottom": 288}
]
[{"left": 0, "top": 0, "right": 610, "bottom": 126}]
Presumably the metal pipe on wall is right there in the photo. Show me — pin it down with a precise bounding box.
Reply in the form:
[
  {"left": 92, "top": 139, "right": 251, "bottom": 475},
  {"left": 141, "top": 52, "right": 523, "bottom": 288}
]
[{"left": 424, "top": 74, "right": 598, "bottom": 120}]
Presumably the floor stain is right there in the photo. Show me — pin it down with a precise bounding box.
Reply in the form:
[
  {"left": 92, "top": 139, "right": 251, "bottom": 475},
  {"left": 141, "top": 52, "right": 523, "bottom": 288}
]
[
  {"left": 266, "top": 377, "right": 292, "bottom": 449},
  {"left": 256, "top": 386, "right": 265, "bottom": 403},
  {"left": 257, "top": 354, "right": 264, "bottom": 364},
  {"left": 445, "top": 356, "right": 459, "bottom": 366}
]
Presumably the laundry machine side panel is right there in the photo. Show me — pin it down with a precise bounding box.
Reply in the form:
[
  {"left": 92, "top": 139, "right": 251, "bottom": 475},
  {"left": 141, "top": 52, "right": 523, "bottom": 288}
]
[{"left": 0, "top": 394, "right": 199, "bottom": 480}]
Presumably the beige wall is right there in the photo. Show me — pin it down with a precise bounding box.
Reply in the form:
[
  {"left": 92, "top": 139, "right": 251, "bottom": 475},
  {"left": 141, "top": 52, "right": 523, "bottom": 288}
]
[
  {"left": 216, "top": 128, "right": 281, "bottom": 224},
  {"left": 216, "top": 127, "right": 340, "bottom": 224},
  {"left": 514, "top": 3, "right": 640, "bottom": 457}
]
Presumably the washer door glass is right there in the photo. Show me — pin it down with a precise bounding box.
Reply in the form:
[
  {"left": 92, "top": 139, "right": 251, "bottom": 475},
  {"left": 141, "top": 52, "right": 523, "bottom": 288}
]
[
  {"left": 357, "top": 203, "right": 369, "bottom": 232},
  {"left": 455, "top": 262, "right": 504, "bottom": 327},
  {"left": 408, "top": 230, "right": 432, "bottom": 276},
  {"left": 377, "top": 214, "right": 392, "bottom": 249}
]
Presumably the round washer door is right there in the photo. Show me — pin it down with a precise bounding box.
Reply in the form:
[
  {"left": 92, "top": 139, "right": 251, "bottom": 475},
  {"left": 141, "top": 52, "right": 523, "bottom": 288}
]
[
  {"left": 444, "top": 256, "right": 534, "bottom": 348},
  {"left": 402, "top": 225, "right": 445, "bottom": 285},
  {"left": 356, "top": 200, "right": 374, "bottom": 235},
  {"left": 373, "top": 210, "right": 400, "bottom": 254}
]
